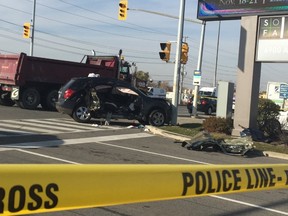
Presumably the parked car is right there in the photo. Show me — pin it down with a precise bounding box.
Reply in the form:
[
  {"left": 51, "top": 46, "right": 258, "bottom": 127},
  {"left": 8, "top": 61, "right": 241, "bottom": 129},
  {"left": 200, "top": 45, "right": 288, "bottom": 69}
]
[{"left": 56, "top": 77, "right": 172, "bottom": 126}]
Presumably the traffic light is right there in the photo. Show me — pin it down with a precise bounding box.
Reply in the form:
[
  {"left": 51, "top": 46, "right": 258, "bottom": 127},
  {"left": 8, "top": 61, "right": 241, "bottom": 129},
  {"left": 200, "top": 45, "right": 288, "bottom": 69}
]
[
  {"left": 159, "top": 42, "right": 171, "bottom": 62},
  {"left": 23, "top": 22, "right": 30, "bottom": 39},
  {"left": 118, "top": 0, "right": 128, "bottom": 21},
  {"left": 181, "top": 42, "right": 189, "bottom": 64}
]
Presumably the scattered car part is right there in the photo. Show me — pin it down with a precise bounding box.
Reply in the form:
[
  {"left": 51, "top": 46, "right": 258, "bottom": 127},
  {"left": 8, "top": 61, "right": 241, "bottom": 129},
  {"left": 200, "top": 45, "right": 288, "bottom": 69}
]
[{"left": 182, "top": 137, "right": 254, "bottom": 156}]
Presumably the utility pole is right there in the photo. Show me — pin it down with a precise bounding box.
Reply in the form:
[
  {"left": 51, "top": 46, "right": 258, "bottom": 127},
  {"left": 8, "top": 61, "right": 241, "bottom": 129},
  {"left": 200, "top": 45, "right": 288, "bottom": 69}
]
[
  {"left": 30, "top": 0, "right": 36, "bottom": 56},
  {"left": 180, "top": 64, "right": 186, "bottom": 104},
  {"left": 171, "top": 0, "right": 186, "bottom": 125}
]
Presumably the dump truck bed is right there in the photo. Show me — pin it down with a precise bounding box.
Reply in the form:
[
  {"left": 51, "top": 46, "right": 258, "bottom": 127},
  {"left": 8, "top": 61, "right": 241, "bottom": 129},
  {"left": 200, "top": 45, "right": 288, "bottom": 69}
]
[{"left": 0, "top": 53, "right": 118, "bottom": 87}]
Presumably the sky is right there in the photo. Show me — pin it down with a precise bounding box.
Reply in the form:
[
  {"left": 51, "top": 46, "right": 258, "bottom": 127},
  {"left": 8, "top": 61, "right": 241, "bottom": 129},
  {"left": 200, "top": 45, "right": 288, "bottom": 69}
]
[{"left": 0, "top": 0, "right": 287, "bottom": 91}]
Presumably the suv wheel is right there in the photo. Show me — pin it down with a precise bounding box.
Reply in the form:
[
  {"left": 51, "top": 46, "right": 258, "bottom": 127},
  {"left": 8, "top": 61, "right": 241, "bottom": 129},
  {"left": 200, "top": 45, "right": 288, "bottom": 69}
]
[
  {"left": 205, "top": 107, "right": 213, "bottom": 115},
  {"left": 72, "top": 104, "right": 92, "bottom": 123},
  {"left": 41, "top": 90, "right": 58, "bottom": 111},
  {"left": 148, "top": 109, "right": 165, "bottom": 126}
]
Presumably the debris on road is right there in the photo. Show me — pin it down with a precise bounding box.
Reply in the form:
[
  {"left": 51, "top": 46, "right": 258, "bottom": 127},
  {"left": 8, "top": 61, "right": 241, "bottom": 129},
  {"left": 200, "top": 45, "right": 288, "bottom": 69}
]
[{"left": 182, "top": 137, "right": 254, "bottom": 156}]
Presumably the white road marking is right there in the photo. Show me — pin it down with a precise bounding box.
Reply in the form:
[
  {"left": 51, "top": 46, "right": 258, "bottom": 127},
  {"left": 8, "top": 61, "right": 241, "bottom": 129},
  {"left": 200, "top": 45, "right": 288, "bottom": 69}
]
[
  {"left": 17, "top": 149, "right": 80, "bottom": 164},
  {"left": 95, "top": 141, "right": 210, "bottom": 164},
  {"left": 210, "top": 195, "right": 288, "bottom": 215},
  {"left": 0, "top": 118, "right": 123, "bottom": 136}
]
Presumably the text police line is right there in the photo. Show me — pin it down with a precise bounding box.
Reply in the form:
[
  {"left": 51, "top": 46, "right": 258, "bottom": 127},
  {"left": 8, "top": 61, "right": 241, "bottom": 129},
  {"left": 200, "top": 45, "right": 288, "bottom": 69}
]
[{"left": 182, "top": 168, "right": 288, "bottom": 196}]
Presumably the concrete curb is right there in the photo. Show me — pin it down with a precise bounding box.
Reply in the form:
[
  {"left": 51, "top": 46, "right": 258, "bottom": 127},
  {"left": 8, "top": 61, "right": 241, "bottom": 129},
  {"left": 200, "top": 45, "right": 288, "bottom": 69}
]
[
  {"left": 262, "top": 151, "right": 288, "bottom": 160},
  {"left": 145, "top": 125, "right": 288, "bottom": 161},
  {"left": 145, "top": 126, "right": 191, "bottom": 142}
]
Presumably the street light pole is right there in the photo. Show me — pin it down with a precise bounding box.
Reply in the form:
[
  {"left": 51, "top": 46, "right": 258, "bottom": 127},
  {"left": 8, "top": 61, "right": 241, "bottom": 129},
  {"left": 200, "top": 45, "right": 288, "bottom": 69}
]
[
  {"left": 214, "top": 21, "right": 221, "bottom": 87},
  {"left": 171, "top": 0, "right": 186, "bottom": 125},
  {"left": 192, "top": 21, "right": 206, "bottom": 117},
  {"left": 30, "top": 0, "right": 36, "bottom": 56}
]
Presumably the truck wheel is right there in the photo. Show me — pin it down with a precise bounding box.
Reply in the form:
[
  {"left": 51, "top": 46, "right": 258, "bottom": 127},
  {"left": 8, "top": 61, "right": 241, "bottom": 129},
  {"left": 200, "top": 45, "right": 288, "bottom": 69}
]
[
  {"left": 41, "top": 90, "right": 58, "bottom": 111},
  {"left": 18, "top": 88, "right": 40, "bottom": 109},
  {"left": 72, "top": 104, "right": 92, "bottom": 123},
  {"left": 148, "top": 109, "right": 165, "bottom": 126}
]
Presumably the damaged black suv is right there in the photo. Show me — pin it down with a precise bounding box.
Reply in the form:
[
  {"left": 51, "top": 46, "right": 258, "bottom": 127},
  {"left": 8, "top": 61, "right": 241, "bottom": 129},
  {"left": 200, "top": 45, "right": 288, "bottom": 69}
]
[{"left": 56, "top": 77, "right": 172, "bottom": 126}]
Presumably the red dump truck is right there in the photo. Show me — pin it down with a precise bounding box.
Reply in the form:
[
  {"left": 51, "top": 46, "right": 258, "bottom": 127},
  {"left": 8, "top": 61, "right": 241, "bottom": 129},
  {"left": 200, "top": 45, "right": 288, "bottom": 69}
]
[{"left": 0, "top": 52, "right": 131, "bottom": 110}]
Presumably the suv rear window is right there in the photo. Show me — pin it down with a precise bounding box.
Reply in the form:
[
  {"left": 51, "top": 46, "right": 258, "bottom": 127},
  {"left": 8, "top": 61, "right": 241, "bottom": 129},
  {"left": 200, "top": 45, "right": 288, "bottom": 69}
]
[{"left": 63, "top": 78, "right": 88, "bottom": 91}]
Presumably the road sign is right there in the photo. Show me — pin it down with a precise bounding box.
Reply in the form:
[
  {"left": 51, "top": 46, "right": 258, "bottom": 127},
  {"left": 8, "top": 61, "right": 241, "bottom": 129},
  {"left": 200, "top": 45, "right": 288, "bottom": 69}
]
[
  {"left": 193, "top": 70, "right": 201, "bottom": 86},
  {"left": 280, "top": 84, "right": 288, "bottom": 99}
]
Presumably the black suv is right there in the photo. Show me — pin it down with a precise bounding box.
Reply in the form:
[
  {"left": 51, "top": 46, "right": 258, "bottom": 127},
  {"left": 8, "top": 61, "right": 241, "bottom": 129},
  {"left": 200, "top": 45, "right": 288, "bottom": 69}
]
[
  {"left": 187, "top": 94, "right": 217, "bottom": 115},
  {"left": 197, "top": 96, "right": 217, "bottom": 115},
  {"left": 56, "top": 77, "right": 172, "bottom": 126}
]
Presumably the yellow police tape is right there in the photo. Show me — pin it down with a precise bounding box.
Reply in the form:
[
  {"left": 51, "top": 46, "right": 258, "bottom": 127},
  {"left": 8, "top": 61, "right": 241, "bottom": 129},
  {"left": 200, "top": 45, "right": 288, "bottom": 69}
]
[{"left": 0, "top": 164, "right": 287, "bottom": 215}]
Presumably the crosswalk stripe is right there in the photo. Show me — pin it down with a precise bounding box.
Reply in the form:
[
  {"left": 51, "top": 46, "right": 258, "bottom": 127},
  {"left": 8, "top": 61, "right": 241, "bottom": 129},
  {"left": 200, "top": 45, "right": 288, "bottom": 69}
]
[
  {"left": 0, "top": 121, "right": 60, "bottom": 134},
  {"left": 38, "top": 119, "right": 109, "bottom": 130},
  {"left": 46, "top": 118, "right": 123, "bottom": 130},
  {"left": 41, "top": 118, "right": 126, "bottom": 130},
  {"left": 0, "top": 133, "right": 154, "bottom": 149},
  {"left": 0, "top": 128, "right": 36, "bottom": 137},
  {"left": 0, "top": 118, "right": 126, "bottom": 137},
  {"left": 0, "top": 119, "right": 75, "bottom": 133}
]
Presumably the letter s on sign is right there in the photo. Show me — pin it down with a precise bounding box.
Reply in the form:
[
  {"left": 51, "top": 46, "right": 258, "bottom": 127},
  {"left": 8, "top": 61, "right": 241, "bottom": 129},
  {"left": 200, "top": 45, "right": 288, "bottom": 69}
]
[
  {"left": 28, "top": 184, "right": 43, "bottom": 211},
  {"left": 44, "top": 183, "right": 59, "bottom": 209}
]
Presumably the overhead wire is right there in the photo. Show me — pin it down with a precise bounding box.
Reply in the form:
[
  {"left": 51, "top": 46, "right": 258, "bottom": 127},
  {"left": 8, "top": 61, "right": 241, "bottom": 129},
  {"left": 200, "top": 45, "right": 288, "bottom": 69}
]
[
  {"left": 0, "top": 2, "right": 171, "bottom": 53},
  {"left": 56, "top": 0, "right": 178, "bottom": 37}
]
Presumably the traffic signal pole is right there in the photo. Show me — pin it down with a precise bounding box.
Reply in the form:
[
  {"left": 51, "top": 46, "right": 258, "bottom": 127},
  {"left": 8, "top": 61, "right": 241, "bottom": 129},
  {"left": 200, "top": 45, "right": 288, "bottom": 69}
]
[{"left": 171, "top": 0, "right": 186, "bottom": 125}]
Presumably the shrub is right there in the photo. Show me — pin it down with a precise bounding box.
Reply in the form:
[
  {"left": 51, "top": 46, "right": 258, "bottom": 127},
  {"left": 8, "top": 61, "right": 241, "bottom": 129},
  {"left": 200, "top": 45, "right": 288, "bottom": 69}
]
[
  {"left": 257, "top": 98, "right": 280, "bottom": 128},
  {"left": 202, "top": 99, "right": 281, "bottom": 137},
  {"left": 202, "top": 116, "right": 233, "bottom": 135},
  {"left": 257, "top": 98, "right": 281, "bottom": 138}
]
